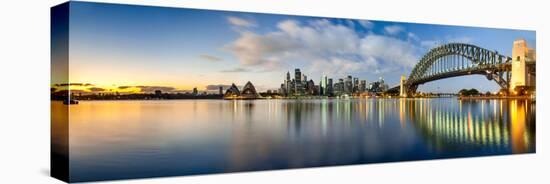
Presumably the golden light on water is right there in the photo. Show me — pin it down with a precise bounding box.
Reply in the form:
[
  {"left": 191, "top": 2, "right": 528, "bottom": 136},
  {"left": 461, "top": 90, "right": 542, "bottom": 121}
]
[{"left": 510, "top": 100, "right": 526, "bottom": 153}]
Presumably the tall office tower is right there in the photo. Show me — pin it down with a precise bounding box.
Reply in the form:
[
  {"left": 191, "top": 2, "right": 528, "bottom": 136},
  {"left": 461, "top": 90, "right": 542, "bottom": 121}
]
[
  {"left": 360, "top": 80, "right": 366, "bottom": 93},
  {"left": 290, "top": 79, "right": 295, "bottom": 96},
  {"left": 339, "top": 78, "right": 345, "bottom": 95},
  {"left": 345, "top": 75, "right": 352, "bottom": 94},
  {"left": 286, "top": 71, "right": 291, "bottom": 95},
  {"left": 306, "top": 80, "right": 315, "bottom": 95},
  {"left": 300, "top": 74, "right": 308, "bottom": 94},
  {"left": 353, "top": 77, "right": 359, "bottom": 93},
  {"left": 320, "top": 75, "right": 327, "bottom": 96},
  {"left": 219, "top": 86, "right": 223, "bottom": 95},
  {"left": 295, "top": 68, "right": 302, "bottom": 95},
  {"left": 327, "top": 78, "right": 333, "bottom": 96}
]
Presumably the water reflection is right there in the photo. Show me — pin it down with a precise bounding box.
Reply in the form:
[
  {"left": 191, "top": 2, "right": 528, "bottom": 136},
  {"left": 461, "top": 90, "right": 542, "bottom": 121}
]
[
  {"left": 65, "top": 98, "right": 535, "bottom": 182},
  {"left": 398, "top": 99, "right": 535, "bottom": 154}
]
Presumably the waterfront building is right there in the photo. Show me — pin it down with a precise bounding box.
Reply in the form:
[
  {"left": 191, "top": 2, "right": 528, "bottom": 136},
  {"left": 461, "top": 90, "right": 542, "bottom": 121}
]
[
  {"left": 192, "top": 87, "right": 198, "bottom": 96},
  {"left": 320, "top": 75, "right": 327, "bottom": 96},
  {"left": 338, "top": 78, "right": 345, "bottom": 95},
  {"left": 295, "top": 68, "right": 303, "bottom": 95},
  {"left": 368, "top": 77, "right": 389, "bottom": 93},
  {"left": 241, "top": 81, "right": 260, "bottom": 98},
  {"left": 360, "top": 80, "right": 366, "bottom": 93},
  {"left": 224, "top": 82, "right": 260, "bottom": 99},
  {"left": 353, "top": 77, "right": 359, "bottom": 94},
  {"left": 286, "top": 71, "right": 291, "bottom": 95},
  {"left": 224, "top": 83, "right": 240, "bottom": 98},
  {"left": 345, "top": 76, "right": 352, "bottom": 95},
  {"left": 276, "top": 68, "right": 373, "bottom": 97},
  {"left": 306, "top": 80, "right": 316, "bottom": 95},
  {"left": 327, "top": 78, "right": 334, "bottom": 96}
]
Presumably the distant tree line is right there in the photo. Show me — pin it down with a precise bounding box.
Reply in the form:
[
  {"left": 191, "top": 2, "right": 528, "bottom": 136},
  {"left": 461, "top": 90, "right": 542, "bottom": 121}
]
[
  {"left": 457, "top": 88, "right": 495, "bottom": 96},
  {"left": 458, "top": 88, "right": 480, "bottom": 96},
  {"left": 51, "top": 90, "right": 224, "bottom": 100}
]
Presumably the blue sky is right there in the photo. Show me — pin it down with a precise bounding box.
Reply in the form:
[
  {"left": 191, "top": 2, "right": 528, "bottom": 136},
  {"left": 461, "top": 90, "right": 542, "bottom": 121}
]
[{"left": 67, "top": 1, "right": 535, "bottom": 93}]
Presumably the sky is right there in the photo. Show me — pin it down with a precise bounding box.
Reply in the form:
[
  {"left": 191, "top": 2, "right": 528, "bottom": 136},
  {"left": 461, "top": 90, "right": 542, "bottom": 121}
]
[{"left": 59, "top": 1, "right": 536, "bottom": 94}]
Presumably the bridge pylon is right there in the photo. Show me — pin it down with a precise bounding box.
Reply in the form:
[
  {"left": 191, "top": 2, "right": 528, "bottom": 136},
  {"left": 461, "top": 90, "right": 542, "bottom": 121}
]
[{"left": 400, "top": 75, "right": 407, "bottom": 97}]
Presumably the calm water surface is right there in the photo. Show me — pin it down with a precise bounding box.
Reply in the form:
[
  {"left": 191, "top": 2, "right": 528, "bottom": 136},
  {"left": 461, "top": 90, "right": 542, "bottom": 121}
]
[{"left": 62, "top": 98, "right": 535, "bottom": 182}]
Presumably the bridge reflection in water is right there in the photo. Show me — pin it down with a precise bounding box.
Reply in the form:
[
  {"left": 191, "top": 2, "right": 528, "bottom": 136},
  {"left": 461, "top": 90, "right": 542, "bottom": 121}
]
[{"left": 397, "top": 98, "right": 535, "bottom": 154}]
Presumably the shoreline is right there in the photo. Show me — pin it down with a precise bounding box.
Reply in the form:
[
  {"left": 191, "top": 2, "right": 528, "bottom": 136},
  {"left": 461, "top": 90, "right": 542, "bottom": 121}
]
[
  {"left": 53, "top": 95, "right": 535, "bottom": 101},
  {"left": 457, "top": 96, "right": 534, "bottom": 100}
]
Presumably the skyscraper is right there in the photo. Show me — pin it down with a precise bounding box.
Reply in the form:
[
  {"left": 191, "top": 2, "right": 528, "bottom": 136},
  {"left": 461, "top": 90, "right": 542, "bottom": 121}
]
[
  {"left": 327, "top": 78, "right": 333, "bottom": 96},
  {"left": 285, "top": 71, "right": 291, "bottom": 96},
  {"left": 320, "top": 75, "right": 327, "bottom": 96},
  {"left": 345, "top": 75, "right": 352, "bottom": 94},
  {"left": 295, "top": 68, "right": 303, "bottom": 95},
  {"left": 353, "top": 77, "right": 359, "bottom": 93},
  {"left": 338, "top": 78, "right": 345, "bottom": 95}
]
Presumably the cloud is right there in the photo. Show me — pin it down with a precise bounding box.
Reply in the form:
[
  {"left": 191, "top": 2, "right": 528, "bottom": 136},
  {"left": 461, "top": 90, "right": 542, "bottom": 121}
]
[
  {"left": 358, "top": 20, "right": 374, "bottom": 29},
  {"left": 220, "top": 67, "right": 251, "bottom": 73},
  {"left": 360, "top": 34, "right": 419, "bottom": 68},
  {"left": 227, "top": 16, "right": 256, "bottom": 27},
  {"left": 199, "top": 54, "right": 222, "bottom": 62},
  {"left": 225, "top": 19, "right": 361, "bottom": 70},
  {"left": 308, "top": 57, "right": 378, "bottom": 77},
  {"left": 88, "top": 87, "right": 106, "bottom": 92},
  {"left": 225, "top": 19, "right": 420, "bottom": 76},
  {"left": 407, "top": 32, "right": 420, "bottom": 42},
  {"left": 205, "top": 84, "right": 232, "bottom": 91},
  {"left": 54, "top": 83, "right": 94, "bottom": 87},
  {"left": 384, "top": 25, "right": 404, "bottom": 35},
  {"left": 135, "top": 86, "right": 176, "bottom": 93}
]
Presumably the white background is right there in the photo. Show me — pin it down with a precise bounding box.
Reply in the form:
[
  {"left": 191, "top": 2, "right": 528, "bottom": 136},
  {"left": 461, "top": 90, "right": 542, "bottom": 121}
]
[{"left": 0, "top": 0, "right": 548, "bottom": 183}]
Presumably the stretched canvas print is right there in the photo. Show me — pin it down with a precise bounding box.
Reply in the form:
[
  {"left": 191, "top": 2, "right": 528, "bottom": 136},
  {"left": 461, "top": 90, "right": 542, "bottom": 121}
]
[{"left": 51, "top": 1, "right": 536, "bottom": 183}]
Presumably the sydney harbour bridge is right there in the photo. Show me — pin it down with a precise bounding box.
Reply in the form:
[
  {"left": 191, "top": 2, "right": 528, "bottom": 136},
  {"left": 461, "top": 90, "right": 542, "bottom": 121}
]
[{"left": 388, "top": 40, "right": 536, "bottom": 96}]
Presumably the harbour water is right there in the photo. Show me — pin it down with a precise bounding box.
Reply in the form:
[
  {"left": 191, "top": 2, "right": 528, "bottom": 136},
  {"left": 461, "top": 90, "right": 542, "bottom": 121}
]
[{"left": 59, "top": 98, "right": 535, "bottom": 182}]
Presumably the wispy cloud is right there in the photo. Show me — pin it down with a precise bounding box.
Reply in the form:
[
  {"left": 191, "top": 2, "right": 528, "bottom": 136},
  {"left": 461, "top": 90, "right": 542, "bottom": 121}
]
[
  {"left": 205, "top": 84, "right": 232, "bottom": 91},
  {"left": 227, "top": 16, "right": 256, "bottom": 27},
  {"left": 54, "top": 83, "right": 94, "bottom": 87},
  {"left": 199, "top": 54, "right": 223, "bottom": 62},
  {"left": 220, "top": 67, "right": 251, "bottom": 73},
  {"left": 88, "top": 87, "right": 106, "bottom": 92},
  {"left": 134, "top": 86, "right": 176, "bottom": 93},
  {"left": 384, "top": 25, "right": 404, "bottom": 36},
  {"left": 407, "top": 32, "right": 420, "bottom": 42},
  {"left": 358, "top": 20, "right": 374, "bottom": 29}
]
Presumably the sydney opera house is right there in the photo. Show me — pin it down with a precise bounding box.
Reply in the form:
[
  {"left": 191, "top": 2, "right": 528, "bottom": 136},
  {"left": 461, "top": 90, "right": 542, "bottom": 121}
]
[{"left": 224, "top": 81, "right": 261, "bottom": 99}]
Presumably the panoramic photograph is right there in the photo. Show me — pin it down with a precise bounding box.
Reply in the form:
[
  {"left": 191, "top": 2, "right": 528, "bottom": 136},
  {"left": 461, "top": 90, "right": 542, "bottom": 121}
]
[{"left": 51, "top": 1, "right": 536, "bottom": 182}]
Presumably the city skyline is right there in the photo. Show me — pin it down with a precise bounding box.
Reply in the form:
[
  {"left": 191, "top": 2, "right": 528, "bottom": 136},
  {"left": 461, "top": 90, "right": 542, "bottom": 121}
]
[{"left": 55, "top": 2, "right": 536, "bottom": 94}]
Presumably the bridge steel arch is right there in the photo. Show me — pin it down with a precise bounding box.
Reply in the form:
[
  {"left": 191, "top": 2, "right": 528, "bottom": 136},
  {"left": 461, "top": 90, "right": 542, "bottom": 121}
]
[{"left": 404, "top": 43, "right": 512, "bottom": 96}]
